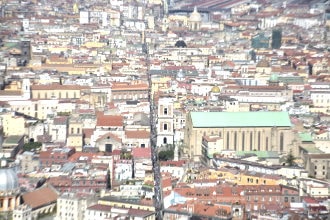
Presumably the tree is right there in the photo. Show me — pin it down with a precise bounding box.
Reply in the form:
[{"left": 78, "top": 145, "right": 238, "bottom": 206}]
[
  {"left": 120, "top": 148, "right": 132, "bottom": 160},
  {"left": 158, "top": 150, "right": 174, "bottom": 161},
  {"left": 23, "top": 141, "right": 42, "bottom": 152},
  {"left": 285, "top": 150, "right": 296, "bottom": 166}
]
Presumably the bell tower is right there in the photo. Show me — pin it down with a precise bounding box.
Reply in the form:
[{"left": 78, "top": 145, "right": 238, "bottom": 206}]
[
  {"left": 156, "top": 96, "right": 175, "bottom": 147},
  {"left": 21, "top": 78, "right": 31, "bottom": 100}
]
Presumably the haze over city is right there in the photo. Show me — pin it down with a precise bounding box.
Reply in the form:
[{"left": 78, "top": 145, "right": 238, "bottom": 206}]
[{"left": 0, "top": 0, "right": 329, "bottom": 219}]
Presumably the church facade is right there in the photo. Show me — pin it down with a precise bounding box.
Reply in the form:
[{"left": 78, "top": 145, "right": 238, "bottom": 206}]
[{"left": 184, "top": 111, "right": 296, "bottom": 161}]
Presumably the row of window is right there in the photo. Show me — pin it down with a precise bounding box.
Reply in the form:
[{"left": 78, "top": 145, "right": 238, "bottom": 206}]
[{"left": 35, "top": 92, "right": 78, "bottom": 99}]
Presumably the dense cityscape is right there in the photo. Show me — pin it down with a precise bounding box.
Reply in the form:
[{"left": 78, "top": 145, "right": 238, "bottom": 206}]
[{"left": 0, "top": 0, "right": 330, "bottom": 219}]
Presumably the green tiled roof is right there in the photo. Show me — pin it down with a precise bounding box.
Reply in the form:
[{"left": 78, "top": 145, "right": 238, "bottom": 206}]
[
  {"left": 236, "top": 151, "right": 279, "bottom": 158},
  {"left": 298, "top": 132, "right": 313, "bottom": 142},
  {"left": 190, "top": 111, "right": 291, "bottom": 128},
  {"left": 300, "top": 146, "right": 322, "bottom": 154},
  {"left": 3, "top": 135, "right": 24, "bottom": 144}
]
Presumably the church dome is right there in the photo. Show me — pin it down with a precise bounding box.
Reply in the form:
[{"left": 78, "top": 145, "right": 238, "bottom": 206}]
[
  {"left": 189, "top": 7, "right": 202, "bottom": 22},
  {"left": 0, "top": 167, "right": 19, "bottom": 192},
  {"left": 211, "top": 85, "right": 220, "bottom": 93}
]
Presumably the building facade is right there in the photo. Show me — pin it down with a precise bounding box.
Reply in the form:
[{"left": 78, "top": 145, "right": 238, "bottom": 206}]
[
  {"left": 184, "top": 112, "right": 295, "bottom": 160},
  {"left": 157, "top": 97, "right": 174, "bottom": 147}
]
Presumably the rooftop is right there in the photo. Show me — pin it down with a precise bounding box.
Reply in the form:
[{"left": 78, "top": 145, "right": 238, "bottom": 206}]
[{"left": 190, "top": 111, "right": 292, "bottom": 128}]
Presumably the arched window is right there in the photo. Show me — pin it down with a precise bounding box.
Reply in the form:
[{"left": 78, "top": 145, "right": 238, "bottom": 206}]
[
  {"left": 234, "top": 131, "right": 237, "bottom": 150},
  {"left": 163, "top": 137, "right": 167, "bottom": 144},
  {"left": 242, "top": 131, "right": 245, "bottom": 150},
  {"left": 258, "top": 131, "right": 261, "bottom": 151},
  {"left": 280, "top": 132, "right": 284, "bottom": 151},
  {"left": 163, "top": 123, "right": 168, "bottom": 131},
  {"left": 250, "top": 132, "right": 253, "bottom": 150},
  {"left": 226, "top": 132, "right": 230, "bottom": 150}
]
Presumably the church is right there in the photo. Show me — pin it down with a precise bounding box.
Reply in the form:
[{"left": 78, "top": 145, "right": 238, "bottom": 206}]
[{"left": 184, "top": 111, "right": 296, "bottom": 161}]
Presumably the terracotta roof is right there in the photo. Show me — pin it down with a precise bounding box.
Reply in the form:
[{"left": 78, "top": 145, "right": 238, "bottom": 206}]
[
  {"left": 83, "top": 128, "right": 94, "bottom": 139},
  {"left": 160, "top": 160, "right": 187, "bottom": 167},
  {"left": 132, "top": 147, "right": 151, "bottom": 159},
  {"left": 31, "top": 83, "right": 88, "bottom": 90},
  {"left": 22, "top": 186, "right": 58, "bottom": 209},
  {"left": 96, "top": 113, "right": 123, "bottom": 127},
  {"left": 128, "top": 208, "right": 154, "bottom": 217},
  {"left": 87, "top": 204, "right": 111, "bottom": 211},
  {"left": 111, "top": 82, "right": 148, "bottom": 91},
  {"left": 162, "top": 177, "right": 172, "bottom": 189},
  {"left": 53, "top": 116, "right": 68, "bottom": 125},
  {"left": 48, "top": 176, "right": 72, "bottom": 187},
  {"left": 125, "top": 130, "right": 150, "bottom": 139}
]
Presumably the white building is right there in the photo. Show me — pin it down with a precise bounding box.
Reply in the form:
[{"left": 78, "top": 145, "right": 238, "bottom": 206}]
[
  {"left": 56, "top": 192, "right": 97, "bottom": 220},
  {"left": 157, "top": 97, "right": 175, "bottom": 147}
]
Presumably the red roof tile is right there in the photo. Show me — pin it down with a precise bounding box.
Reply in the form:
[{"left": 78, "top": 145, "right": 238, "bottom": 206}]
[
  {"left": 132, "top": 148, "right": 151, "bottom": 159},
  {"left": 125, "top": 130, "right": 150, "bottom": 139},
  {"left": 22, "top": 186, "right": 58, "bottom": 209},
  {"left": 83, "top": 128, "right": 94, "bottom": 139},
  {"left": 96, "top": 113, "right": 123, "bottom": 127}
]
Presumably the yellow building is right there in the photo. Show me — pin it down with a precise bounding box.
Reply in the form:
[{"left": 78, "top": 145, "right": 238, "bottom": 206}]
[
  {"left": 31, "top": 83, "right": 88, "bottom": 100},
  {"left": 1, "top": 113, "right": 26, "bottom": 136},
  {"left": 67, "top": 116, "right": 83, "bottom": 151},
  {"left": 151, "top": 76, "right": 171, "bottom": 95},
  {"left": 198, "top": 168, "right": 279, "bottom": 186}
]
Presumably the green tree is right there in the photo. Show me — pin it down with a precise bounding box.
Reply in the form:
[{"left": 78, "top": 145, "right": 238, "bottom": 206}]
[
  {"left": 158, "top": 150, "right": 174, "bottom": 161},
  {"left": 120, "top": 148, "right": 132, "bottom": 159},
  {"left": 285, "top": 150, "right": 296, "bottom": 166},
  {"left": 23, "top": 141, "right": 42, "bottom": 152}
]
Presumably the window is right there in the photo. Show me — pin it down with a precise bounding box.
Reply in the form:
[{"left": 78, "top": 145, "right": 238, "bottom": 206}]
[
  {"left": 258, "top": 131, "right": 261, "bottom": 150},
  {"left": 234, "top": 131, "right": 237, "bottom": 150},
  {"left": 250, "top": 132, "right": 253, "bottom": 150},
  {"left": 163, "top": 123, "right": 168, "bottom": 131},
  {"left": 163, "top": 137, "right": 167, "bottom": 144},
  {"left": 242, "top": 131, "right": 245, "bottom": 149},
  {"left": 284, "top": 197, "right": 288, "bottom": 202},
  {"left": 280, "top": 132, "right": 284, "bottom": 151},
  {"left": 226, "top": 132, "right": 230, "bottom": 149},
  {"left": 164, "top": 107, "right": 168, "bottom": 115}
]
